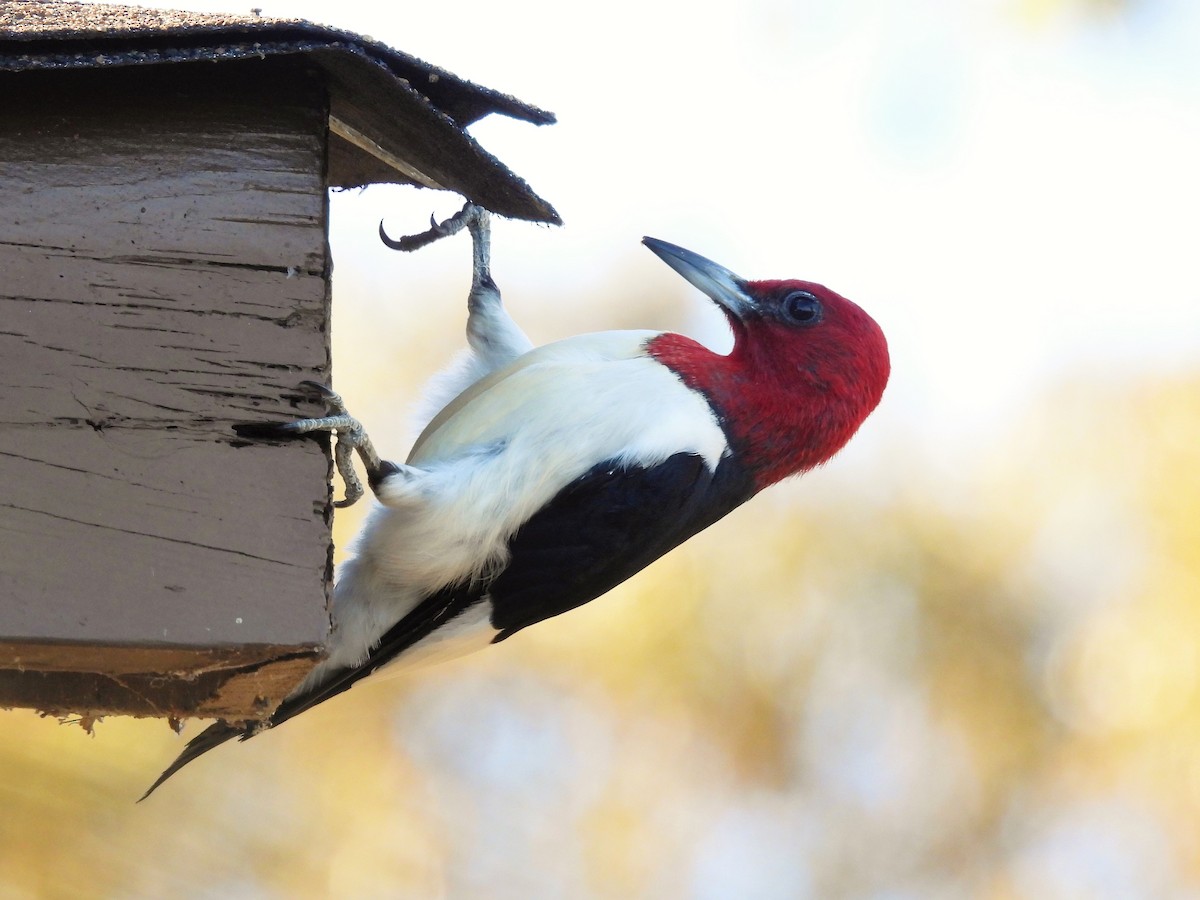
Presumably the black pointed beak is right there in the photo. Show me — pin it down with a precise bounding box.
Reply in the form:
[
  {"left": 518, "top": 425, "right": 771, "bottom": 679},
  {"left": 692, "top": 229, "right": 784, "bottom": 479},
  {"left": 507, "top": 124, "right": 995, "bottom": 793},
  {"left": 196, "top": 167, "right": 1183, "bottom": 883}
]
[{"left": 642, "top": 238, "right": 755, "bottom": 320}]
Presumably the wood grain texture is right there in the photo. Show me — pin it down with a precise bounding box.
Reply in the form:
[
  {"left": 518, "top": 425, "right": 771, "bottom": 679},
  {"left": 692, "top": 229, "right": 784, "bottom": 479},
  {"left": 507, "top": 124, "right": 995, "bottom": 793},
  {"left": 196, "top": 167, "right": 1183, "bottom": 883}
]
[{"left": 0, "top": 60, "right": 335, "bottom": 716}]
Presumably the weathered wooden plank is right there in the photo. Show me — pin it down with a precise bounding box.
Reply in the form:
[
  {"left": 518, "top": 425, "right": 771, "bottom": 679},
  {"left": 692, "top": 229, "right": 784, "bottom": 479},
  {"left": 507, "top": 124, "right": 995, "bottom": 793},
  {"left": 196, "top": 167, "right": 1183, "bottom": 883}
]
[
  {"left": 0, "top": 283, "right": 326, "bottom": 424},
  {"left": 0, "top": 59, "right": 335, "bottom": 717},
  {"left": 1, "top": 65, "right": 328, "bottom": 266},
  {"left": 0, "top": 433, "right": 329, "bottom": 643}
]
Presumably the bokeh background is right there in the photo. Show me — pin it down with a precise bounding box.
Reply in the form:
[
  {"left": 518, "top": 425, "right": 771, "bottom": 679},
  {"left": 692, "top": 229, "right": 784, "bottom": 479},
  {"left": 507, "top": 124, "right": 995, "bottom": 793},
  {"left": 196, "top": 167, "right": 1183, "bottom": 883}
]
[{"left": 4, "top": 0, "right": 1200, "bottom": 896}]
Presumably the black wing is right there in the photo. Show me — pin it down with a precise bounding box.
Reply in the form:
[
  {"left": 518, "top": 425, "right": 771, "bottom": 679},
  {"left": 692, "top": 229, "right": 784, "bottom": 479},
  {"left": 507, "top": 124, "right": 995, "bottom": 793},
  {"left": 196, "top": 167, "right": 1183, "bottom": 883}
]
[{"left": 487, "top": 451, "right": 755, "bottom": 639}]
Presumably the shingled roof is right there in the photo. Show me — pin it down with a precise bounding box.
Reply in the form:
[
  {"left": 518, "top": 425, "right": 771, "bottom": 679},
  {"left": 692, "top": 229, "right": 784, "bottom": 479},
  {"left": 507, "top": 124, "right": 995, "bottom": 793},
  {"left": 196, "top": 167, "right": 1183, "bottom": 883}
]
[{"left": 0, "top": 1, "right": 560, "bottom": 223}]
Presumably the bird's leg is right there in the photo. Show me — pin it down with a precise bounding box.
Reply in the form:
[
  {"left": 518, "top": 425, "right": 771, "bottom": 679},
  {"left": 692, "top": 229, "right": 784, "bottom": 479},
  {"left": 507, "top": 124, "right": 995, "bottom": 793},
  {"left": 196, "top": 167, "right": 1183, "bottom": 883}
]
[
  {"left": 380, "top": 201, "right": 533, "bottom": 370},
  {"left": 237, "top": 381, "right": 404, "bottom": 508},
  {"left": 459, "top": 205, "right": 532, "bottom": 366}
]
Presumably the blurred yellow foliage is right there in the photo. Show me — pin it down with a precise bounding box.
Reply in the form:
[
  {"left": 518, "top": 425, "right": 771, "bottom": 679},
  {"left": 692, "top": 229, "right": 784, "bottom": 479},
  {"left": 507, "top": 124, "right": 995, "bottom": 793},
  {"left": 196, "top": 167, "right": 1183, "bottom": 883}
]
[
  {"left": 1011, "top": 0, "right": 1132, "bottom": 27},
  {"left": 3, "top": 367, "right": 1197, "bottom": 897}
]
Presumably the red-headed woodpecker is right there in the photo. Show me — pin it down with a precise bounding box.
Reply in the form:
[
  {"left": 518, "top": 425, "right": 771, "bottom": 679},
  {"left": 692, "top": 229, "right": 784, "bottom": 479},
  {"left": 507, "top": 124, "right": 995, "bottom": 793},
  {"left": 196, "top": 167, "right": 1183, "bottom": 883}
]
[{"left": 141, "top": 204, "right": 889, "bottom": 798}]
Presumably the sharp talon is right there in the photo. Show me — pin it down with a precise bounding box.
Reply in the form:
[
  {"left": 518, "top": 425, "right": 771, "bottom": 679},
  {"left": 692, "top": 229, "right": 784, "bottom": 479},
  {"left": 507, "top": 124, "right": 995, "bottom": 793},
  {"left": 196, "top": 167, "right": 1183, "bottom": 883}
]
[
  {"left": 380, "top": 219, "right": 444, "bottom": 252},
  {"left": 297, "top": 380, "right": 340, "bottom": 402},
  {"left": 379, "top": 219, "right": 417, "bottom": 251}
]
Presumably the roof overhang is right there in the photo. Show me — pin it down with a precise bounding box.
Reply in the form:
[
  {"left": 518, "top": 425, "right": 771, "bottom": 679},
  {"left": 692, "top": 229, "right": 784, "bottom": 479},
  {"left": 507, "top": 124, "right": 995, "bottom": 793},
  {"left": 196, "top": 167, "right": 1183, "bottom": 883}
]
[{"left": 0, "top": 1, "right": 560, "bottom": 223}]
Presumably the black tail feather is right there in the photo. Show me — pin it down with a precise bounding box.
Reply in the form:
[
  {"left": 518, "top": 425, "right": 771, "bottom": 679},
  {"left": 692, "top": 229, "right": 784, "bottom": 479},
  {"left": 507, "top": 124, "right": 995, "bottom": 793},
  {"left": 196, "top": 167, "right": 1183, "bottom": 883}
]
[
  {"left": 138, "top": 720, "right": 249, "bottom": 802},
  {"left": 140, "top": 586, "right": 483, "bottom": 800}
]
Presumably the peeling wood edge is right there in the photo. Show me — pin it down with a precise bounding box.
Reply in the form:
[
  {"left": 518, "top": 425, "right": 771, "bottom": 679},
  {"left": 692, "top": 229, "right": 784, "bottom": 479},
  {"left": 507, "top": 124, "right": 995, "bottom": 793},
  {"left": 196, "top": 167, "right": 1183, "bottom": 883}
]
[
  {"left": 0, "top": 647, "right": 323, "bottom": 720},
  {"left": 0, "top": 639, "right": 325, "bottom": 677}
]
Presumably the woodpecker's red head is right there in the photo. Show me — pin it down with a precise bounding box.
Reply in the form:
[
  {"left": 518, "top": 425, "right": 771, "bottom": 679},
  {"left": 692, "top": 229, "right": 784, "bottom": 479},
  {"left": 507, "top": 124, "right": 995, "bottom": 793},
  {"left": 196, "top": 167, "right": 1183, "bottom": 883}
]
[{"left": 642, "top": 238, "right": 890, "bottom": 488}]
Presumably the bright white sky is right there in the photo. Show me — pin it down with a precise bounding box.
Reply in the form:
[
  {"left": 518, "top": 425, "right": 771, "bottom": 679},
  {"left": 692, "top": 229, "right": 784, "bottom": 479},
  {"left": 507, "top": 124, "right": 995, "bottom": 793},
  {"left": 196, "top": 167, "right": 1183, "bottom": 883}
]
[{"left": 96, "top": 0, "right": 1200, "bottom": 463}]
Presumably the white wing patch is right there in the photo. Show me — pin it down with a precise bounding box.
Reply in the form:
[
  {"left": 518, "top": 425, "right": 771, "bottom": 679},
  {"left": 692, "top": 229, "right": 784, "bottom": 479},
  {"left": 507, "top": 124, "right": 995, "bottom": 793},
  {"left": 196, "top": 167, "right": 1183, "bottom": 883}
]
[{"left": 410, "top": 330, "right": 727, "bottom": 469}]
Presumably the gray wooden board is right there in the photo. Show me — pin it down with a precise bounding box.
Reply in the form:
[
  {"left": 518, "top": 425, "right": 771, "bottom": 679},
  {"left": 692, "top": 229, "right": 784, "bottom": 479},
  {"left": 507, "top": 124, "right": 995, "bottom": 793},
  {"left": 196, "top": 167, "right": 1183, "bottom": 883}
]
[{"left": 0, "top": 59, "right": 335, "bottom": 709}]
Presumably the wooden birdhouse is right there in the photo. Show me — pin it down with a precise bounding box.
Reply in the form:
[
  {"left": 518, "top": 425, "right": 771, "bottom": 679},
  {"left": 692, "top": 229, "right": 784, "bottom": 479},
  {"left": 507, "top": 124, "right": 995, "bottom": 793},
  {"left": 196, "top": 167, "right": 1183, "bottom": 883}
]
[{"left": 0, "top": 1, "right": 557, "bottom": 722}]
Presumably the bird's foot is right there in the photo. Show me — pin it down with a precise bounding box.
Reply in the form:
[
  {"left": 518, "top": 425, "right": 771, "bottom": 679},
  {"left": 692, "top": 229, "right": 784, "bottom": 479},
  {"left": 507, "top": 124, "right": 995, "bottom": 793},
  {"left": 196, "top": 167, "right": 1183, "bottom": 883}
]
[
  {"left": 235, "top": 381, "right": 389, "bottom": 508},
  {"left": 378, "top": 201, "right": 490, "bottom": 257}
]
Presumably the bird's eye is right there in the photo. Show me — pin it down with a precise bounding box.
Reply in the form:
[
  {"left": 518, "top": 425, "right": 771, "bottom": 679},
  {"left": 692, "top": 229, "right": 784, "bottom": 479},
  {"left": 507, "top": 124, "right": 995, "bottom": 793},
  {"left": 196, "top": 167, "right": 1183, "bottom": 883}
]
[{"left": 782, "top": 290, "right": 822, "bottom": 326}]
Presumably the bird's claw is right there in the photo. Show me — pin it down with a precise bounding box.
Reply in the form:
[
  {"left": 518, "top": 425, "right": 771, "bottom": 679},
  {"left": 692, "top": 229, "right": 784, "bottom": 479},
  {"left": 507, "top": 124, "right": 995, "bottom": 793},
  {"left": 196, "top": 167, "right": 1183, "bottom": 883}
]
[
  {"left": 296, "top": 382, "right": 383, "bottom": 508},
  {"left": 237, "top": 382, "right": 386, "bottom": 508},
  {"left": 297, "top": 379, "right": 340, "bottom": 404},
  {"left": 379, "top": 201, "right": 488, "bottom": 252}
]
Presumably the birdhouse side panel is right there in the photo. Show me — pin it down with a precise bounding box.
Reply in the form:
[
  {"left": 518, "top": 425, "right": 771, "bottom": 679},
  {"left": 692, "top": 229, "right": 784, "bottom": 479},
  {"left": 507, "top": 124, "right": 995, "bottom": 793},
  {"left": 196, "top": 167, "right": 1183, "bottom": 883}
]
[{"left": 0, "top": 61, "right": 335, "bottom": 716}]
